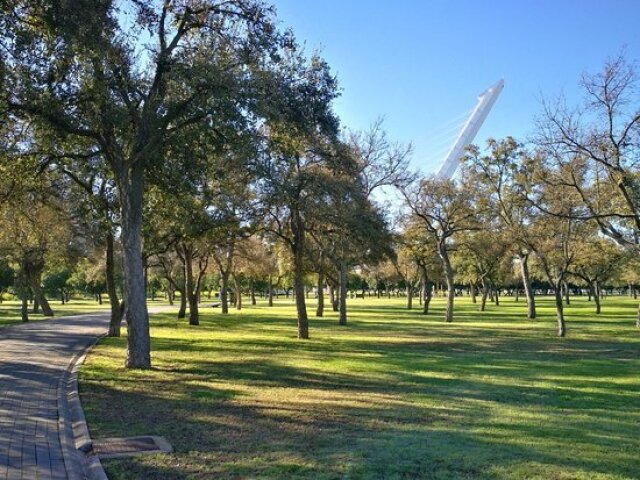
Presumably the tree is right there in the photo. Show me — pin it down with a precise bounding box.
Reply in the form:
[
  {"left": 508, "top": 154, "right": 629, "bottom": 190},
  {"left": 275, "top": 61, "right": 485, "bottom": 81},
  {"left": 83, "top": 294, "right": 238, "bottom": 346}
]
[
  {"left": 400, "top": 177, "right": 480, "bottom": 322},
  {"left": 570, "top": 238, "right": 626, "bottom": 314},
  {"left": 536, "top": 53, "right": 640, "bottom": 326},
  {"left": 259, "top": 50, "right": 341, "bottom": 339},
  {"left": 1, "top": 0, "right": 281, "bottom": 368},
  {"left": 464, "top": 138, "right": 539, "bottom": 319},
  {"left": 455, "top": 229, "right": 509, "bottom": 312}
]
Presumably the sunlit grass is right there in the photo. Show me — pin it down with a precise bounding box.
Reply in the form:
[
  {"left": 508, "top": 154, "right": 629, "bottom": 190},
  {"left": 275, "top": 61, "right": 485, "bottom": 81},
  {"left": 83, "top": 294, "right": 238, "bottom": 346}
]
[
  {"left": 0, "top": 298, "right": 112, "bottom": 327},
  {"left": 80, "top": 295, "right": 640, "bottom": 479}
]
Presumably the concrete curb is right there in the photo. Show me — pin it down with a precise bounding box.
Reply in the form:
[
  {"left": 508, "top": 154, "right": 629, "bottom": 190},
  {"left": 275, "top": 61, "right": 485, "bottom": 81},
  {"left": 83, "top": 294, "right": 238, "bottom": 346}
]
[{"left": 58, "top": 332, "right": 109, "bottom": 480}]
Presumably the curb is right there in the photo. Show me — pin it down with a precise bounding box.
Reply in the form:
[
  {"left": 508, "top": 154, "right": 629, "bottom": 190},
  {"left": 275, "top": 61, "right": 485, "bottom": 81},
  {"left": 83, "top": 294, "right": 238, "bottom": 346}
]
[{"left": 58, "top": 332, "right": 110, "bottom": 480}]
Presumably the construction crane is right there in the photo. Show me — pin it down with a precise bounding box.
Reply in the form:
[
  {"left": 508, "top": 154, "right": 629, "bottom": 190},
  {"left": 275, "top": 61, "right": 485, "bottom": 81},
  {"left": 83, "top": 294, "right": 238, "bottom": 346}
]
[{"left": 436, "top": 79, "right": 504, "bottom": 179}]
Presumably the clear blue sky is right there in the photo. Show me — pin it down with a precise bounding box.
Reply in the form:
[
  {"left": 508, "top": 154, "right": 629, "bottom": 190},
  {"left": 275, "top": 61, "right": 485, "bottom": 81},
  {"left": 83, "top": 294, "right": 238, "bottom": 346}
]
[{"left": 273, "top": 0, "right": 640, "bottom": 174}]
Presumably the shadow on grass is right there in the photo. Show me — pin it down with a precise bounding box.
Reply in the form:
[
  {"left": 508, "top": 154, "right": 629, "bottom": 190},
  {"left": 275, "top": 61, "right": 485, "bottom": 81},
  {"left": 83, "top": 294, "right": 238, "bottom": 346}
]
[{"left": 81, "top": 297, "right": 640, "bottom": 479}]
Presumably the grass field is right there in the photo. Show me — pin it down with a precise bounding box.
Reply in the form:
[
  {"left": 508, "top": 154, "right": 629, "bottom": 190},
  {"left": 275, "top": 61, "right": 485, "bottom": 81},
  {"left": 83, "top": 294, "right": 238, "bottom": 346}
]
[
  {"left": 80, "top": 295, "right": 640, "bottom": 480},
  {"left": 0, "top": 298, "right": 111, "bottom": 327}
]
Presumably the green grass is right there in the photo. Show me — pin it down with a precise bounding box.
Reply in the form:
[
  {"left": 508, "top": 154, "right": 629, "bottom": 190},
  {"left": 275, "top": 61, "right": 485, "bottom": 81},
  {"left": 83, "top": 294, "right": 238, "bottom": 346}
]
[
  {"left": 0, "top": 298, "right": 111, "bottom": 327},
  {"left": 80, "top": 295, "right": 640, "bottom": 480}
]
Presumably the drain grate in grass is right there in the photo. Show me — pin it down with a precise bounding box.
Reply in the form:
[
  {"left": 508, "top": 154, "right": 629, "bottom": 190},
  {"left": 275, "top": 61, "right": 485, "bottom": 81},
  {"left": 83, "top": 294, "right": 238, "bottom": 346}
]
[{"left": 92, "top": 436, "right": 173, "bottom": 459}]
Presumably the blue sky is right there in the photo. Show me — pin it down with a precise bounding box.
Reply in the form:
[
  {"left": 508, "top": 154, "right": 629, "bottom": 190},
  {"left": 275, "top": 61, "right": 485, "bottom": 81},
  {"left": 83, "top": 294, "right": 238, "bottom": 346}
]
[{"left": 273, "top": 0, "right": 640, "bottom": 174}]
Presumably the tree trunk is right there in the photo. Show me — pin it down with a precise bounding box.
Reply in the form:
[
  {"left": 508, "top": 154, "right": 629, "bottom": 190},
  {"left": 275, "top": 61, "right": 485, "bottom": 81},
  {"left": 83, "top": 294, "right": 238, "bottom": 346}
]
[
  {"left": 438, "top": 243, "right": 454, "bottom": 323},
  {"left": 268, "top": 275, "right": 274, "bottom": 307},
  {"left": 593, "top": 280, "right": 601, "bottom": 315},
  {"left": 291, "top": 207, "right": 309, "bottom": 338},
  {"left": 406, "top": 282, "right": 413, "bottom": 310},
  {"left": 420, "top": 265, "right": 432, "bottom": 315},
  {"left": 30, "top": 277, "right": 53, "bottom": 316},
  {"left": 167, "top": 286, "right": 175, "bottom": 306},
  {"left": 493, "top": 285, "right": 500, "bottom": 306},
  {"left": 470, "top": 283, "right": 477, "bottom": 304},
  {"left": 177, "top": 288, "right": 187, "bottom": 318},
  {"left": 316, "top": 268, "right": 324, "bottom": 317},
  {"left": 520, "top": 254, "right": 536, "bottom": 319},
  {"left": 21, "top": 298, "right": 29, "bottom": 322},
  {"left": 184, "top": 247, "right": 199, "bottom": 326},
  {"left": 106, "top": 232, "right": 123, "bottom": 337},
  {"left": 119, "top": 163, "right": 151, "bottom": 369},
  {"left": 339, "top": 260, "right": 348, "bottom": 325},
  {"left": 554, "top": 282, "right": 566, "bottom": 337},
  {"left": 250, "top": 280, "right": 256, "bottom": 306},
  {"left": 480, "top": 279, "right": 488, "bottom": 312},
  {"left": 220, "top": 271, "right": 229, "bottom": 314},
  {"left": 233, "top": 273, "right": 242, "bottom": 311},
  {"left": 293, "top": 245, "right": 309, "bottom": 338},
  {"left": 32, "top": 297, "right": 39, "bottom": 314},
  {"left": 563, "top": 281, "right": 570, "bottom": 306}
]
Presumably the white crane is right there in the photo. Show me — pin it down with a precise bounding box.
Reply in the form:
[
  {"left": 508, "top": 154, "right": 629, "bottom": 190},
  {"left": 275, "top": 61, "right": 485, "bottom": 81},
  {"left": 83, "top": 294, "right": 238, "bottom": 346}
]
[{"left": 436, "top": 79, "right": 504, "bottom": 179}]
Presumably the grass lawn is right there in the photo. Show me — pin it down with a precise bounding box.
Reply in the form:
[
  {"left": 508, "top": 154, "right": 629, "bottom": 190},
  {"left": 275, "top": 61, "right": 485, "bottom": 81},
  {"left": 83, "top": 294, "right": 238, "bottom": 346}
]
[
  {"left": 0, "top": 298, "right": 172, "bottom": 327},
  {"left": 0, "top": 298, "right": 111, "bottom": 327},
  {"left": 80, "top": 295, "right": 640, "bottom": 480}
]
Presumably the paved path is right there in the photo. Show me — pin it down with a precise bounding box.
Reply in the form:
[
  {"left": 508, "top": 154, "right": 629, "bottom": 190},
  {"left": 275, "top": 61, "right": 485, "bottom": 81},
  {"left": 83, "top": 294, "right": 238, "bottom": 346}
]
[{"left": 0, "top": 313, "right": 110, "bottom": 480}]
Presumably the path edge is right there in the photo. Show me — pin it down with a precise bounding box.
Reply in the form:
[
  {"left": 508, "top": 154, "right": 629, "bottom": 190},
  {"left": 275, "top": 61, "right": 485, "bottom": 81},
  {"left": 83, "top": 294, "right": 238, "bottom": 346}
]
[{"left": 58, "top": 333, "right": 109, "bottom": 480}]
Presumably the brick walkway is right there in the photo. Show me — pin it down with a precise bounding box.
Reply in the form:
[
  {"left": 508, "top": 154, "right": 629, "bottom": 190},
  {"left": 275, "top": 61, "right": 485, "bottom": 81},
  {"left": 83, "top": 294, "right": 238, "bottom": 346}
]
[{"left": 0, "top": 313, "right": 110, "bottom": 480}]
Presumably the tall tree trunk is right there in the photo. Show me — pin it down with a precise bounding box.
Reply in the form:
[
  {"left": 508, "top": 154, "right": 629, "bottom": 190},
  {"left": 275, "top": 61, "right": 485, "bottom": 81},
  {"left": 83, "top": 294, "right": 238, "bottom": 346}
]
[
  {"left": 268, "top": 275, "right": 274, "bottom": 307},
  {"left": 480, "top": 279, "right": 488, "bottom": 312},
  {"left": 30, "top": 275, "right": 53, "bottom": 316},
  {"left": 177, "top": 287, "right": 187, "bottom": 318},
  {"left": 563, "top": 281, "right": 570, "bottom": 305},
  {"left": 291, "top": 207, "right": 309, "bottom": 338},
  {"left": 520, "top": 254, "right": 536, "bottom": 319},
  {"left": 233, "top": 273, "right": 242, "bottom": 311},
  {"left": 329, "top": 285, "right": 338, "bottom": 312},
  {"left": 406, "top": 281, "right": 413, "bottom": 310},
  {"left": 420, "top": 265, "right": 432, "bottom": 315},
  {"left": 593, "top": 280, "right": 601, "bottom": 315},
  {"left": 21, "top": 297, "right": 29, "bottom": 322},
  {"left": 220, "top": 271, "right": 229, "bottom": 314},
  {"left": 167, "top": 286, "right": 174, "bottom": 306},
  {"left": 292, "top": 245, "right": 309, "bottom": 338},
  {"left": 339, "top": 260, "right": 348, "bottom": 325},
  {"left": 316, "top": 268, "right": 324, "bottom": 317},
  {"left": 119, "top": 164, "right": 151, "bottom": 369},
  {"left": 438, "top": 243, "right": 454, "bottom": 323},
  {"left": 32, "top": 297, "right": 39, "bottom": 314},
  {"left": 184, "top": 247, "right": 199, "bottom": 326},
  {"left": 493, "top": 285, "right": 500, "bottom": 306},
  {"left": 554, "top": 281, "right": 566, "bottom": 337},
  {"left": 106, "top": 232, "right": 123, "bottom": 337},
  {"left": 250, "top": 280, "right": 256, "bottom": 306},
  {"left": 470, "top": 282, "right": 477, "bottom": 304}
]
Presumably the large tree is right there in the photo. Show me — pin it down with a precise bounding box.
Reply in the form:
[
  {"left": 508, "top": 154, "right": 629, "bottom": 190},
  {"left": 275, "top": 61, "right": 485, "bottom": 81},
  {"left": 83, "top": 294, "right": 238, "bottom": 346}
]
[
  {"left": 536, "top": 54, "right": 640, "bottom": 326},
  {"left": 400, "top": 178, "right": 481, "bottom": 322},
  {"left": 464, "top": 138, "right": 539, "bottom": 319},
  {"left": 0, "top": 0, "right": 281, "bottom": 367},
  {"left": 258, "top": 51, "right": 342, "bottom": 339}
]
